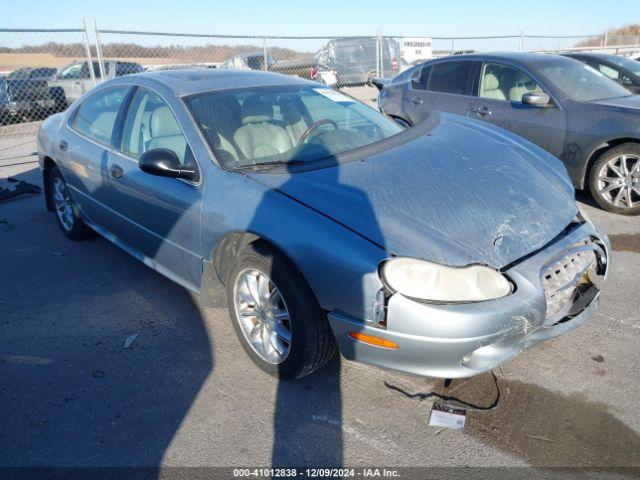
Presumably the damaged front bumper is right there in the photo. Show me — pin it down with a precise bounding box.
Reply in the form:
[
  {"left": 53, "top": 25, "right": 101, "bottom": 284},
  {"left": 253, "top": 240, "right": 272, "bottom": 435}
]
[{"left": 328, "top": 222, "right": 610, "bottom": 378}]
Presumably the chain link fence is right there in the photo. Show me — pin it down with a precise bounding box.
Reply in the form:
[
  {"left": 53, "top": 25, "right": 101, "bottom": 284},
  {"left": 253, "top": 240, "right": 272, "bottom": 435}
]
[
  {"left": 0, "top": 26, "right": 95, "bottom": 136},
  {"left": 1, "top": 22, "right": 640, "bottom": 139}
]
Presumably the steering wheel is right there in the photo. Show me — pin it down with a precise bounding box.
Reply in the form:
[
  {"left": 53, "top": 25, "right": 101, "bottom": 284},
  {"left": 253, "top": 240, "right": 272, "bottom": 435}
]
[{"left": 298, "top": 119, "right": 339, "bottom": 145}]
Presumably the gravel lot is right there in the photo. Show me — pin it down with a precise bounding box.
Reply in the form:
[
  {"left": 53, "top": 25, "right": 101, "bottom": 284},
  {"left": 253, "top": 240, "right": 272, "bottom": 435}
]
[{"left": 1, "top": 131, "right": 639, "bottom": 475}]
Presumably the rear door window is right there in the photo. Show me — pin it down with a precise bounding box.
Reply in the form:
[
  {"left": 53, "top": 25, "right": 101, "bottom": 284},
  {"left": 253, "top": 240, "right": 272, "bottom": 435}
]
[
  {"left": 427, "top": 62, "right": 472, "bottom": 95},
  {"left": 71, "top": 87, "right": 129, "bottom": 145}
]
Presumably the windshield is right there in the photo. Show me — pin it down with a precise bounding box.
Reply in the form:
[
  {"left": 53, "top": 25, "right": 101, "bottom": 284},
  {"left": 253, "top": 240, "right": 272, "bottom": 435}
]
[
  {"left": 606, "top": 55, "right": 640, "bottom": 77},
  {"left": 185, "top": 84, "right": 403, "bottom": 170},
  {"left": 537, "top": 59, "right": 631, "bottom": 101}
]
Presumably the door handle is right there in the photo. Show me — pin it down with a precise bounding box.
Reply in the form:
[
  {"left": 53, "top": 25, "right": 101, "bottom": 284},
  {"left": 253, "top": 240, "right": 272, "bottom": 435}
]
[
  {"left": 59, "top": 140, "right": 68, "bottom": 151},
  {"left": 470, "top": 105, "right": 492, "bottom": 116},
  {"left": 109, "top": 164, "right": 123, "bottom": 179},
  {"left": 406, "top": 96, "right": 423, "bottom": 105}
]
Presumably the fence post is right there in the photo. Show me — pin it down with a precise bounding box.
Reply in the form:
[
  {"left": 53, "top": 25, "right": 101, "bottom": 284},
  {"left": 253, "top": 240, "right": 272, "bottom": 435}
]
[
  {"left": 263, "top": 37, "right": 268, "bottom": 71},
  {"left": 375, "top": 30, "right": 381, "bottom": 78},
  {"left": 519, "top": 31, "right": 525, "bottom": 51},
  {"left": 603, "top": 30, "right": 608, "bottom": 53},
  {"left": 81, "top": 18, "right": 96, "bottom": 87},
  {"left": 93, "top": 18, "right": 106, "bottom": 82}
]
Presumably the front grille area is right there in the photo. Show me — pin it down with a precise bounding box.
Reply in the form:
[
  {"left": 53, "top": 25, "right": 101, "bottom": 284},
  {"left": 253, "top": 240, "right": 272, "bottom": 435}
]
[{"left": 541, "top": 242, "right": 604, "bottom": 324}]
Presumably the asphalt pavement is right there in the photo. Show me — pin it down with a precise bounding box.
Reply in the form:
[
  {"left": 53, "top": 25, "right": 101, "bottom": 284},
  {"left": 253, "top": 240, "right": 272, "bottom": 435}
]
[{"left": 1, "top": 132, "right": 639, "bottom": 476}]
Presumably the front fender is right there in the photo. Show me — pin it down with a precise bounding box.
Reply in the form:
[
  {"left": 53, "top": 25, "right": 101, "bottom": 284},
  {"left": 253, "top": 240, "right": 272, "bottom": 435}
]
[{"left": 200, "top": 169, "right": 387, "bottom": 323}]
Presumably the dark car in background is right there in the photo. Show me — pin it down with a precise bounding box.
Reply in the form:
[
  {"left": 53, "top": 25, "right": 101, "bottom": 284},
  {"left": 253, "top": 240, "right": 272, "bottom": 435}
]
[
  {"left": 0, "top": 67, "right": 59, "bottom": 122},
  {"left": 377, "top": 53, "right": 640, "bottom": 214},
  {"left": 564, "top": 52, "right": 640, "bottom": 94}
]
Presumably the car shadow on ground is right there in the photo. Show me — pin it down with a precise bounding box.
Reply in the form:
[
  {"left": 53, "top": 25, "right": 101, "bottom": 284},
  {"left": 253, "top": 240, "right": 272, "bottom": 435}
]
[
  {"left": 575, "top": 189, "right": 599, "bottom": 209},
  {"left": 0, "top": 167, "right": 213, "bottom": 474},
  {"left": 254, "top": 149, "right": 384, "bottom": 468},
  {"left": 271, "top": 356, "right": 343, "bottom": 466},
  {"left": 430, "top": 372, "right": 640, "bottom": 467}
]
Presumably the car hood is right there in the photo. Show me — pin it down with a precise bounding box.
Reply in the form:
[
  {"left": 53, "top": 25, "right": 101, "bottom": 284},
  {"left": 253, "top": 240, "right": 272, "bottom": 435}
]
[
  {"left": 591, "top": 94, "right": 640, "bottom": 110},
  {"left": 248, "top": 114, "right": 578, "bottom": 269}
]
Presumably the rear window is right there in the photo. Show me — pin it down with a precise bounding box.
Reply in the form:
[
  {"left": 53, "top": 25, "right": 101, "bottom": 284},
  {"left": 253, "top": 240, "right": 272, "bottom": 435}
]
[{"left": 428, "top": 62, "right": 472, "bottom": 95}]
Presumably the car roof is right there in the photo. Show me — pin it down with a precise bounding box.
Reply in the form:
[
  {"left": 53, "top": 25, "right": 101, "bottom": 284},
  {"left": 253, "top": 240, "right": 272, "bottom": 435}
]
[
  {"left": 430, "top": 51, "right": 572, "bottom": 65},
  {"left": 129, "top": 68, "right": 311, "bottom": 96},
  {"left": 563, "top": 52, "right": 615, "bottom": 59}
]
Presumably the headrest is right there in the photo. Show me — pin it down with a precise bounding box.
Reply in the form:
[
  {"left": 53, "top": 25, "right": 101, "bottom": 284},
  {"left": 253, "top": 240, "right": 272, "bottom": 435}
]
[
  {"left": 241, "top": 95, "right": 273, "bottom": 124},
  {"left": 150, "top": 106, "right": 182, "bottom": 137},
  {"left": 193, "top": 96, "right": 241, "bottom": 126},
  {"left": 513, "top": 73, "right": 535, "bottom": 90},
  {"left": 280, "top": 98, "right": 303, "bottom": 124},
  {"left": 483, "top": 73, "right": 500, "bottom": 90}
]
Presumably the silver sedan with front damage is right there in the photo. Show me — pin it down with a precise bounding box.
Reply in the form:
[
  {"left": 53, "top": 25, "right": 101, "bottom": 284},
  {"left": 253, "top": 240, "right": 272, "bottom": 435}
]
[{"left": 37, "top": 69, "right": 609, "bottom": 380}]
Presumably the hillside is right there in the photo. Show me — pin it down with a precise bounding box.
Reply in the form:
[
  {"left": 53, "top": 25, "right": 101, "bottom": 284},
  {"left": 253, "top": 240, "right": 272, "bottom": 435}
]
[
  {"left": 0, "top": 42, "right": 311, "bottom": 63},
  {"left": 577, "top": 23, "right": 640, "bottom": 47}
]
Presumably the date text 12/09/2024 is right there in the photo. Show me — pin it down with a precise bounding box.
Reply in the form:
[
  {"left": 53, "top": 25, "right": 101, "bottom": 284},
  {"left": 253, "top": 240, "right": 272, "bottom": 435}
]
[{"left": 232, "top": 468, "right": 401, "bottom": 478}]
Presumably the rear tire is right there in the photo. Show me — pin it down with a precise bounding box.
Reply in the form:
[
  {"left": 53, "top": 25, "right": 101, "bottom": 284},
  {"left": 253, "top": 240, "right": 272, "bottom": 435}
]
[
  {"left": 589, "top": 143, "right": 640, "bottom": 215},
  {"left": 227, "top": 242, "right": 336, "bottom": 380},
  {"left": 47, "top": 165, "right": 92, "bottom": 240}
]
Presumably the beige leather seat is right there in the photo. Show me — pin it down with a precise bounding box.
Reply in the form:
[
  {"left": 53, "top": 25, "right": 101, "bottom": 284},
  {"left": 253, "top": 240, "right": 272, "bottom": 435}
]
[
  {"left": 88, "top": 111, "right": 118, "bottom": 143},
  {"left": 146, "top": 106, "right": 187, "bottom": 162},
  {"left": 509, "top": 73, "right": 542, "bottom": 102},
  {"left": 481, "top": 73, "right": 507, "bottom": 100},
  {"left": 234, "top": 95, "right": 293, "bottom": 160}
]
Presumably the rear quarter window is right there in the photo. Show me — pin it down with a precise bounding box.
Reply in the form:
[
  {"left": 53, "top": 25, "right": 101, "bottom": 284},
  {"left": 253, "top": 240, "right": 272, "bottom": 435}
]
[{"left": 428, "top": 61, "right": 472, "bottom": 95}]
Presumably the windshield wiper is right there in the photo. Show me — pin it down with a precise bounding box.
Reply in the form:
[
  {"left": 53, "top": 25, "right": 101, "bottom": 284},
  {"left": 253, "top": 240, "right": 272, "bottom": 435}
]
[{"left": 234, "top": 159, "right": 307, "bottom": 171}]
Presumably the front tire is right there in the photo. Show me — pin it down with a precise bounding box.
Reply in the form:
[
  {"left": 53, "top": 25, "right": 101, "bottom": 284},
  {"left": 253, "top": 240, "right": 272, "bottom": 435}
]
[
  {"left": 589, "top": 143, "right": 640, "bottom": 215},
  {"left": 227, "top": 242, "right": 336, "bottom": 380},
  {"left": 47, "top": 165, "right": 92, "bottom": 240}
]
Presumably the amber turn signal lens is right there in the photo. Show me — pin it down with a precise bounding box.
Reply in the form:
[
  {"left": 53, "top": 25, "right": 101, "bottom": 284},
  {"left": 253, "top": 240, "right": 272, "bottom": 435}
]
[{"left": 348, "top": 332, "right": 399, "bottom": 350}]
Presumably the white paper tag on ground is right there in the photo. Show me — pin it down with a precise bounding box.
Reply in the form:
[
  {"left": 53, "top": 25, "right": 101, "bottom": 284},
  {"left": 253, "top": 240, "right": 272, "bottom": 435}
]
[{"left": 428, "top": 402, "right": 466, "bottom": 430}]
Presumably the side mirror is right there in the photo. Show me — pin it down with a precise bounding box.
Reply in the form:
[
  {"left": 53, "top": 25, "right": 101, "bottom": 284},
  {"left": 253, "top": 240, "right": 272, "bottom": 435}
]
[
  {"left": 622, "top": 76, "right": 633, "bottom": 86},
  {"left": 371, "top": 78, "right": 389, "bottom": 91},
  {"left": 522, "top": 91, "right": 551, "bottom": 107},
  {"left": 139, "top": 148, "right": 198, "bottom": 181}
]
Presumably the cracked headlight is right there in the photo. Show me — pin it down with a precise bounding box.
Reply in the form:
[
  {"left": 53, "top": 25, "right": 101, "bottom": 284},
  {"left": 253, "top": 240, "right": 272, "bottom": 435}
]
[{"left": 380, "top": 257, "right": 513, "bottom": 303}]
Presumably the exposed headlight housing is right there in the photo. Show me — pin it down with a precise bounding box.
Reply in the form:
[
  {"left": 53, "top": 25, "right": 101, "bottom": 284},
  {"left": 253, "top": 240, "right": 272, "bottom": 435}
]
[
  {"left": 380, "top": 257, "right": 513, "bottom": 303},
  {"left": 576, "top": 205, "right": 593, "bottom": 226}
]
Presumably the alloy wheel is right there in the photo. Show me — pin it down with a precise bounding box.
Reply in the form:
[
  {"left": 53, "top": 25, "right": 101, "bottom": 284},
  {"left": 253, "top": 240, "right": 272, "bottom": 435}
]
[
  {"left": 52, "top": 176, "right": 74, "bottom": 231},
  {"left": 596, "top": 154, "right": 640, "bottom": 209},
  {"left": 233, "top": 268, "right": 292, "bottom": 364}
]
